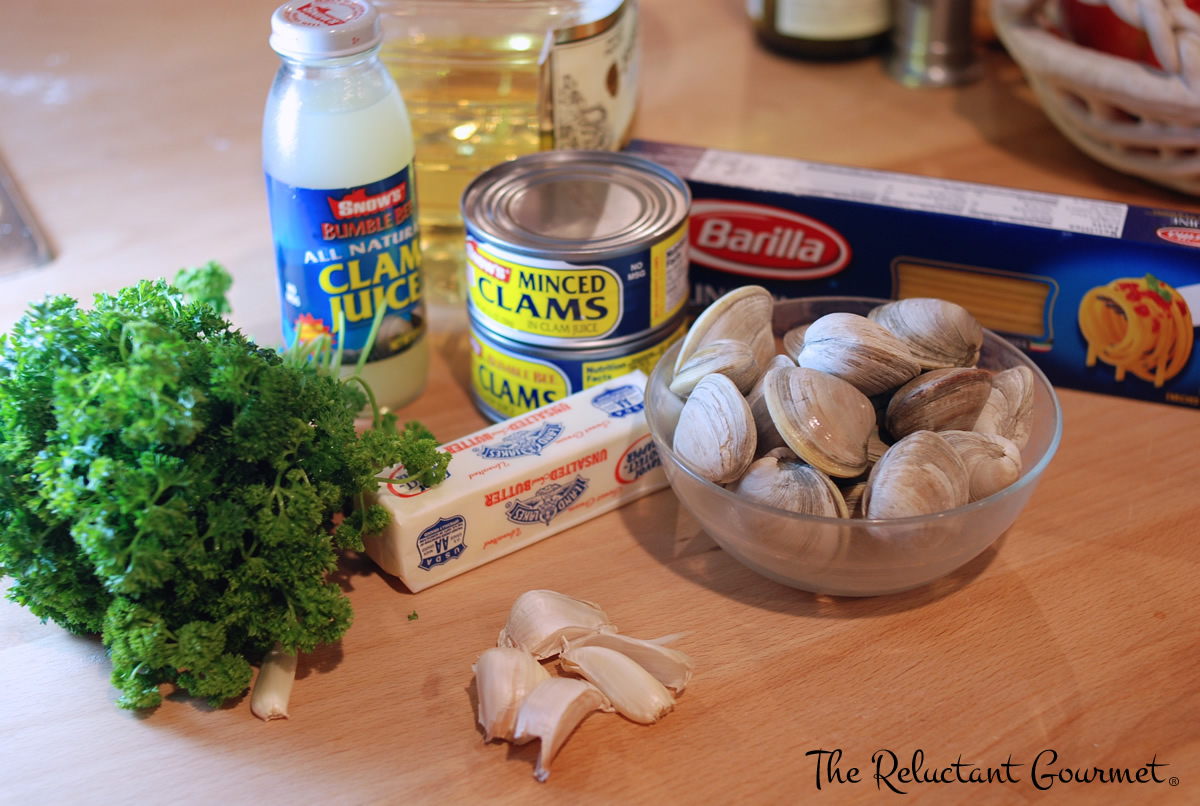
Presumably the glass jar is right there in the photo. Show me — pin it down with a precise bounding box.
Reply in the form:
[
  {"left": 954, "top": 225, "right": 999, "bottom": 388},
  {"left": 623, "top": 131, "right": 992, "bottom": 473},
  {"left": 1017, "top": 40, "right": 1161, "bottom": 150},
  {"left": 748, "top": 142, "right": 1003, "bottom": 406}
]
[
  {"left": 374, "top": 0, "right": 641, "bottom": 305},
  {"left": 264, "top": 0, "right": 429, "bottom": 411}
]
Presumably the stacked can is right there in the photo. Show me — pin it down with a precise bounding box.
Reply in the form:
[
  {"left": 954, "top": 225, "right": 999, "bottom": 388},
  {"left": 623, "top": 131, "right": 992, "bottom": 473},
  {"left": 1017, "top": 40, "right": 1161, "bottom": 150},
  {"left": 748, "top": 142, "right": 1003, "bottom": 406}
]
[{"left": 461, "top": 151, "right": 692, "bottom": 422}]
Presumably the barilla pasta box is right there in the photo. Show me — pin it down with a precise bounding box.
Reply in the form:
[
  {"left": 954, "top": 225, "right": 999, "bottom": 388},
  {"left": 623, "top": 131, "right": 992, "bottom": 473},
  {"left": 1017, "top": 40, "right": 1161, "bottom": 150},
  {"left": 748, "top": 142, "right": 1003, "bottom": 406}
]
[
  {"left": 362, "top": 370, "right": 667, "bottom": 592},
  {"left": 624, "top": 139, "right": 1200, "bottom": 410}
]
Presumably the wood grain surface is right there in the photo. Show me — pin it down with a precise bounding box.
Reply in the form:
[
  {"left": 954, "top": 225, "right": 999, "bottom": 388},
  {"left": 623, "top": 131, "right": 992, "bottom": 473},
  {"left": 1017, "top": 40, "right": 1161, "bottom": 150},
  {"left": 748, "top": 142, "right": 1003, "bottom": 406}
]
[{"left": 1, "top": 1, "right": 1198, "bottom": 804}]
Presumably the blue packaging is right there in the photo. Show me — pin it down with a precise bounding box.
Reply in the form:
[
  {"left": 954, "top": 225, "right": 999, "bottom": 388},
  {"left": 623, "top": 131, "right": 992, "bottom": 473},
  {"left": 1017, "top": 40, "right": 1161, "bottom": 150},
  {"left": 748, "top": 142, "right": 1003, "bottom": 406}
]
[{"left": 625, "top": 139, "right": 1200, "bottom": 409}]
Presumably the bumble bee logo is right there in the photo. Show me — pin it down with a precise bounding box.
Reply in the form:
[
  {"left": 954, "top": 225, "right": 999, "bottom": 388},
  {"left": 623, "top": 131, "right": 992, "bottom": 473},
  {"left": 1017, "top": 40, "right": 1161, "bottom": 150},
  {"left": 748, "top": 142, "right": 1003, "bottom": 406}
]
[
  {"left": 470, "top": 331, "right": 571, "bottom": 419},
  {"left": 475, "top": 422, "right": 564, "bottom": 460},
  {"left": 505, "top": 476, "right": 589, "bottom": 526}
]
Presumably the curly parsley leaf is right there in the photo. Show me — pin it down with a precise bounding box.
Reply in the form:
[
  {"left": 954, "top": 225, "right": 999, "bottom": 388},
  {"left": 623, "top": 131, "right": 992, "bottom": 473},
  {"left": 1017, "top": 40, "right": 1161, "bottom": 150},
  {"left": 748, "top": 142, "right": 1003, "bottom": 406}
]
[{"left": 0, "top": 265, "right": 450, "bottom": 709}]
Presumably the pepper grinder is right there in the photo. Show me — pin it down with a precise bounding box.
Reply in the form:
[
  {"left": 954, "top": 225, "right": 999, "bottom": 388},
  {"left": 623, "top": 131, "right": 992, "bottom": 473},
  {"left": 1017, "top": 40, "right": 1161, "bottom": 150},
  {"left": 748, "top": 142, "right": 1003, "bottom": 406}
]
[{"left": 887, "top": 0, "right": 982, "bottom": 87}]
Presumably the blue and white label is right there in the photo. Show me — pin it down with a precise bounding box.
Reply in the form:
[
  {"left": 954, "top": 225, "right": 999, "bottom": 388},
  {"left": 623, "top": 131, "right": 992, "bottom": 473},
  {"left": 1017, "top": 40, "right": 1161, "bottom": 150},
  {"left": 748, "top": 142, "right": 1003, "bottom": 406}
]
[
  {"left": 591, "top": 384, "right": 645, "bottom": 418},
  {"left": 416, "top": 515, "right": 467, "bottom": 571},
  {"left": 474, "top": 422, "right": 564, "bottom": 460},
  {"left": 505, "top": 475, "right": 589, "bottom": 526},
  {"left": 266, "top": 164, "right": 425, "bottom": 361}
]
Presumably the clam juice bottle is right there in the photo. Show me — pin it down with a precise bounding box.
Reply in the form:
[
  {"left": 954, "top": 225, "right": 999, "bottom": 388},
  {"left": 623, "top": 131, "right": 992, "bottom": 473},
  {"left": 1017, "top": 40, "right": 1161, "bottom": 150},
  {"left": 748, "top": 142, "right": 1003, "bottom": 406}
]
[{"left": 264, "top": 0, "right": 429, "bottom": 411}]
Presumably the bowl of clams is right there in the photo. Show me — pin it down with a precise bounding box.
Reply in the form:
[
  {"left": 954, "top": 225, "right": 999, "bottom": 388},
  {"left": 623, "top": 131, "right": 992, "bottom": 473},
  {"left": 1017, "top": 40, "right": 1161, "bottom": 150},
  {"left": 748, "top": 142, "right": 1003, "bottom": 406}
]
[{"left": 644, "top": 290, "right": 1063, "bottom": 596}]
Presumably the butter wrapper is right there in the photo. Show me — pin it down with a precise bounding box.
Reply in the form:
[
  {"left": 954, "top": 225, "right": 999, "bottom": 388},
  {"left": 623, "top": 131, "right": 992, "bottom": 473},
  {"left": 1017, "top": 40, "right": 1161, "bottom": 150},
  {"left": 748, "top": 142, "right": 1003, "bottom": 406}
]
[{"left": 363, "top": 370, "right": 667, "bottom": 592}]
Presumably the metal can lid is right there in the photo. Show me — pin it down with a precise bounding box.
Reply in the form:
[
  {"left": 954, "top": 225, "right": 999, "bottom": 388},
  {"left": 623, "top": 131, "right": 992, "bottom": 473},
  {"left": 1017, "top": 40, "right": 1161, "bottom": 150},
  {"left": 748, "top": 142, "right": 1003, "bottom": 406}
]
[
  {"left": 461, "top": 151, "right": 691, "bottom": 261},
  {"left": 269, "top": 1, "right": 382, "bottom": 61}
]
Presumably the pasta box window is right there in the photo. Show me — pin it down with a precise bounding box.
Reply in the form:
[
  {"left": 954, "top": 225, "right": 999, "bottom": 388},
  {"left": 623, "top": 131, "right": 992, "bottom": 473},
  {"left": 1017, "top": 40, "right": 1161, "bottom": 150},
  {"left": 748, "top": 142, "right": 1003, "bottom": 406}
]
[{"left": 624, "top": 139, "right": 1200, "bottom": 410}]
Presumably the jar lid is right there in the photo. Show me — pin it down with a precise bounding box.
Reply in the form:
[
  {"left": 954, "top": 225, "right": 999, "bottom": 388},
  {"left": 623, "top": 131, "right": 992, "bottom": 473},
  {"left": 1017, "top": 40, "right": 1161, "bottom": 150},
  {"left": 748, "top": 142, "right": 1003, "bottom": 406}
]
[{"left": 269, "top": 1, "right": 382, "bottom": 60}]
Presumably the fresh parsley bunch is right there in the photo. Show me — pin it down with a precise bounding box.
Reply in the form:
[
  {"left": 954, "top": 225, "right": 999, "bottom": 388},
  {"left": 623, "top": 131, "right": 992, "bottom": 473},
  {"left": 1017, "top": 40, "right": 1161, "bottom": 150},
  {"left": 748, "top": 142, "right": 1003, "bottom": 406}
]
[{"left": 0, "top": 271, "right": 448, "bottom": 709}]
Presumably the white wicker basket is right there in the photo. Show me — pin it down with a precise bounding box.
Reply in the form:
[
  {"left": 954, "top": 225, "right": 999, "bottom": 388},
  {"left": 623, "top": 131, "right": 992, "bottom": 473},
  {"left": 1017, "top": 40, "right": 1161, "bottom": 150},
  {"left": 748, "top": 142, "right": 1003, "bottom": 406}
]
[{"left": 992, "top": 0, "right": 1200, "bottom": 195}]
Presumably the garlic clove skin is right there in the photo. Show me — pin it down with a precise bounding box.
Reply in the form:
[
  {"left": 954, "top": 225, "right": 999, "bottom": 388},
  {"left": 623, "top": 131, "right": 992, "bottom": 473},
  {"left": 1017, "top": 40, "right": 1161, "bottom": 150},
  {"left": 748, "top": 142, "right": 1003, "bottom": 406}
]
[
  {"left": 473, "top": 646, "right": 550, "bottom": 742},
  {"left": 497, "top": 590, "right": 617, "bottom": 660},
  {"left": 559, "top": 645, "right": 676, "bottom": 724},
  {"left": 561, "top": 632, "right": 695, "bottom": 693},
  {"left": 513, "top": 677, "right": 611, "bottom": 783}
]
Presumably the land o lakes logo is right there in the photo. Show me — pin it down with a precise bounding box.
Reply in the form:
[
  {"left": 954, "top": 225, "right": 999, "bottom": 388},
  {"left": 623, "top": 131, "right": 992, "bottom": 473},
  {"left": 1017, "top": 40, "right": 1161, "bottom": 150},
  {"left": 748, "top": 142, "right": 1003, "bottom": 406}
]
[
  {"left": 504, "top": 475, "right": 589, "bottom": 526},
  {"left": 474, "top": 422, "right": 563, "bottom": 460}
]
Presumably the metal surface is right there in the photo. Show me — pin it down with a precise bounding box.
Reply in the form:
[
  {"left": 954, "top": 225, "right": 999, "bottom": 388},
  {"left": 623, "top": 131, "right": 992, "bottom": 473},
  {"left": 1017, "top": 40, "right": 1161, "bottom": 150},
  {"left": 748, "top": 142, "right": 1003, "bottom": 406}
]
[
  {"left": 461, "top": 150, "right": 690, "bottom": 261},
  {"left": 887, "top": 0, "right": 982, "bottom": 88},
  {"left": 0, "top": 151, "right": 52, "bottom": 276},
  {"left": 468, "top": 309, "right": 687, "bottom": 422}
]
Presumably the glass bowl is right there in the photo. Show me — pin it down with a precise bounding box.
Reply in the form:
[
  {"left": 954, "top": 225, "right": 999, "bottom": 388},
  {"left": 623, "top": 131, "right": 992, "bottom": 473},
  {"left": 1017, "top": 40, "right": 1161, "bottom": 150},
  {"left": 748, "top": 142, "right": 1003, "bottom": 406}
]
[{"left": 644, "top": 297, "right": 1063, "bottom": 597}]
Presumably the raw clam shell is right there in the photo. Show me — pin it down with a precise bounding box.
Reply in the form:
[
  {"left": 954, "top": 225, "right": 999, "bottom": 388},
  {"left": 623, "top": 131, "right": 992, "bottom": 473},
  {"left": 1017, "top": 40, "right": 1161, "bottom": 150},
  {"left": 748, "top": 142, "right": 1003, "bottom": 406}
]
[
  {"left": 669, "top": 338, "right": 761, "bottom": 398},
  {"left": 782, "top": 324, "right": 809, "bottom": 359},
  {"left": 672, "top": 372, "right": 757, "bottom": 485},
  {"left": 862, "top": 430, "right": 970, "bottom": 518},
  {"left": 885, "top": 367, "right": 993, "bottom": 439},
  {"left": 972, "top": 365, "right": 1034, "bottom": 450},
  {"left": 868, "top": 297, "right": 983, "bottom": 370},
  {"left": 941, "top": 429, "right": 1022, "bottom": 502},
  {"left": 794, "top": 312, "right": 921, "bottom": 396},
  {"left": 674, "top": 285, "right": 775, "bottom": 372},
  {"left": 746, "top": 355, "right": 796, "bottom": 457},
  {"left": 760, "top": 366, "right": 875, "bottom": 479},
  {"left": 730, "top": 455, "right": 849, "bottom": 518}
]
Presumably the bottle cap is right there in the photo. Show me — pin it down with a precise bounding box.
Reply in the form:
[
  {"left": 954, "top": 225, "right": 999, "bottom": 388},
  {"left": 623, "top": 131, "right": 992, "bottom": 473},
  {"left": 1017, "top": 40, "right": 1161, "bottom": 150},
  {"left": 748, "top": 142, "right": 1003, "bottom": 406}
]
[{"left": 269, "top": 1, "right": 383, "bottom": 60}]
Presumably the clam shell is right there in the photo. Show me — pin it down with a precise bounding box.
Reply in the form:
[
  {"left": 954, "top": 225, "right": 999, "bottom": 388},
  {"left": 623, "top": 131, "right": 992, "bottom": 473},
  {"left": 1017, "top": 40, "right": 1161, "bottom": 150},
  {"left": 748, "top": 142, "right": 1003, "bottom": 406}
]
[
  {"left": 782, "top": 324, "right": 808, "bottom": 359},
  {"left": 761, "top": 367, "right": 875, "bottom": 478},
  {"left": 669, "top": 338, "right": 760, "bottom": 398},
  {"left": 839, "top": 480, "right": 869, "bottom": 518},
  {"left": 862, "top": 430, "right": 970, "bottom": 518},
  {"left": 746, "top": 355, "right": 796, "bottom": 457},
  {"left": 730, "top": 456, "right": 849, "bottom": 518},
  {"left": 674, "top": 285, "right": 775, "bottom": 372},
  {"left": 795, "top": 312, "right": 921, "bottom": 396},
  {"left": 973, "top": 365, "right": 1034, "bottom": 450},
  {"left": 885, "top": 367, "right": 993, "bottom": 439},
  {"left": 868, "top": 297, "right": 983, "bottom": 369},
  {"left": 672, "top": 373, "right": 757, "bottom": 485},
  {"left": 942, "top": 429, "right": 1022, "bottom": 501}
]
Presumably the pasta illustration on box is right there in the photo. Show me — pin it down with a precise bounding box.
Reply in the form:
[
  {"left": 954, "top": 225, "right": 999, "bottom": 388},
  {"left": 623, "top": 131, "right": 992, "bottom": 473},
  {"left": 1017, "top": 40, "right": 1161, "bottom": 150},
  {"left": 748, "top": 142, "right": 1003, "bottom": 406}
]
[{"left": 1078, "top": 275, "right": 1194, "bottom": 388}]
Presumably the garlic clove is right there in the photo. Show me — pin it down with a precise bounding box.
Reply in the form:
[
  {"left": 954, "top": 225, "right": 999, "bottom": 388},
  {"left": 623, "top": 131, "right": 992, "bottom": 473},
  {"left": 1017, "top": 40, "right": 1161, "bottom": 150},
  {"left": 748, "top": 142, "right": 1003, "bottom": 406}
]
[
  {"left": 473, "top": 646, "right": 550, "bottom": 743},
  {"left": 513, "top": 677, "right": 611, "bottom": 783},
  {"left": 561, "top": 632, "right": 695, "bottom": 693},
  {"left": 559, "top": 645, "right": 675, "bottom": 724},
  {"left": 497, "top": 590, "right": 617, "bottom": 660}
]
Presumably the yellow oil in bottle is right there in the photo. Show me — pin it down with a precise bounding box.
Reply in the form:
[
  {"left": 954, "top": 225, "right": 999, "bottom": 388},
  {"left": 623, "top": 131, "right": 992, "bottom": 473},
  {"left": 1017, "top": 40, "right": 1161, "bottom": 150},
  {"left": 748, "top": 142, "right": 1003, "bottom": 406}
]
[{"left": 380, "top": 34, "right": 548, "bottom": 305}]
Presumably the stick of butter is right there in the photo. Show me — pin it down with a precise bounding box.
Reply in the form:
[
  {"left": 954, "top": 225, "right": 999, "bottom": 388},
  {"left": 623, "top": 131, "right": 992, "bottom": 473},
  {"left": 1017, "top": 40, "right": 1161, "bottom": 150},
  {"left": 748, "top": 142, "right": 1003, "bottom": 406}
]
[{"left": 363, "top": 370, "right": 668, "bottom": 592}]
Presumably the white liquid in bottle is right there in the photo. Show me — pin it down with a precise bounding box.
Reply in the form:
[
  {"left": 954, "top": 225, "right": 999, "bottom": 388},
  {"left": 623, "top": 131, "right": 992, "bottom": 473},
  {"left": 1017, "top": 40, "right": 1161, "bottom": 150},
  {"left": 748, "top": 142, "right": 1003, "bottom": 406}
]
[{"left": 264, "top": 0, "right": 429, "bottom": 412}]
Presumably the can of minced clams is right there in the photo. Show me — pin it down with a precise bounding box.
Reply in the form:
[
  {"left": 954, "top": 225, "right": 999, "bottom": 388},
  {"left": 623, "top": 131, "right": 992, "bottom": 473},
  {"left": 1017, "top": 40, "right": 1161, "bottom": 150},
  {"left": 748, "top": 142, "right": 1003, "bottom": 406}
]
[{"left": 461, "top": 150, "right": 692, "bottom": 421}]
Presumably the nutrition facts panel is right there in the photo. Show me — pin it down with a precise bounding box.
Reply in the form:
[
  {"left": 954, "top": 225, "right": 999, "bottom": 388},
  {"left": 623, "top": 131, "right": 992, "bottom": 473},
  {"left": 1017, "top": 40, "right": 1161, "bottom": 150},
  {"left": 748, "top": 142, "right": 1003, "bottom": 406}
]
[{"left": 689, "top": 149, "right": 1131, "bottom": 238}]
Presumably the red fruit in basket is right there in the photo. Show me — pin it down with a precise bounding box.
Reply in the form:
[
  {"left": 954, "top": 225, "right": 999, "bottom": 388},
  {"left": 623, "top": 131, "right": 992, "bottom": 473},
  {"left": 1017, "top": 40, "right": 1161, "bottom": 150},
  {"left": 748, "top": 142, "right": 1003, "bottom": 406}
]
[
  {"left": 1059, "top": 0, "right": 1200, "bottom": 67},
  {"left": 1059, "top": 0, "right": 1158, "bottom": 66}
]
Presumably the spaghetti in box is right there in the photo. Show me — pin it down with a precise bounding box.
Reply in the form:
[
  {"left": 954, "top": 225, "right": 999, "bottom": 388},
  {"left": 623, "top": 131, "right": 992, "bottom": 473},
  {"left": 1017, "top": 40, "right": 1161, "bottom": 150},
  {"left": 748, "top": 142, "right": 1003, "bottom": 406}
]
[
  {"left": 362, "top": 370, "right": 667, "bottom": 592},
  {"left": 624, "top": 139, "right": 1200, "bottom": 409}
]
